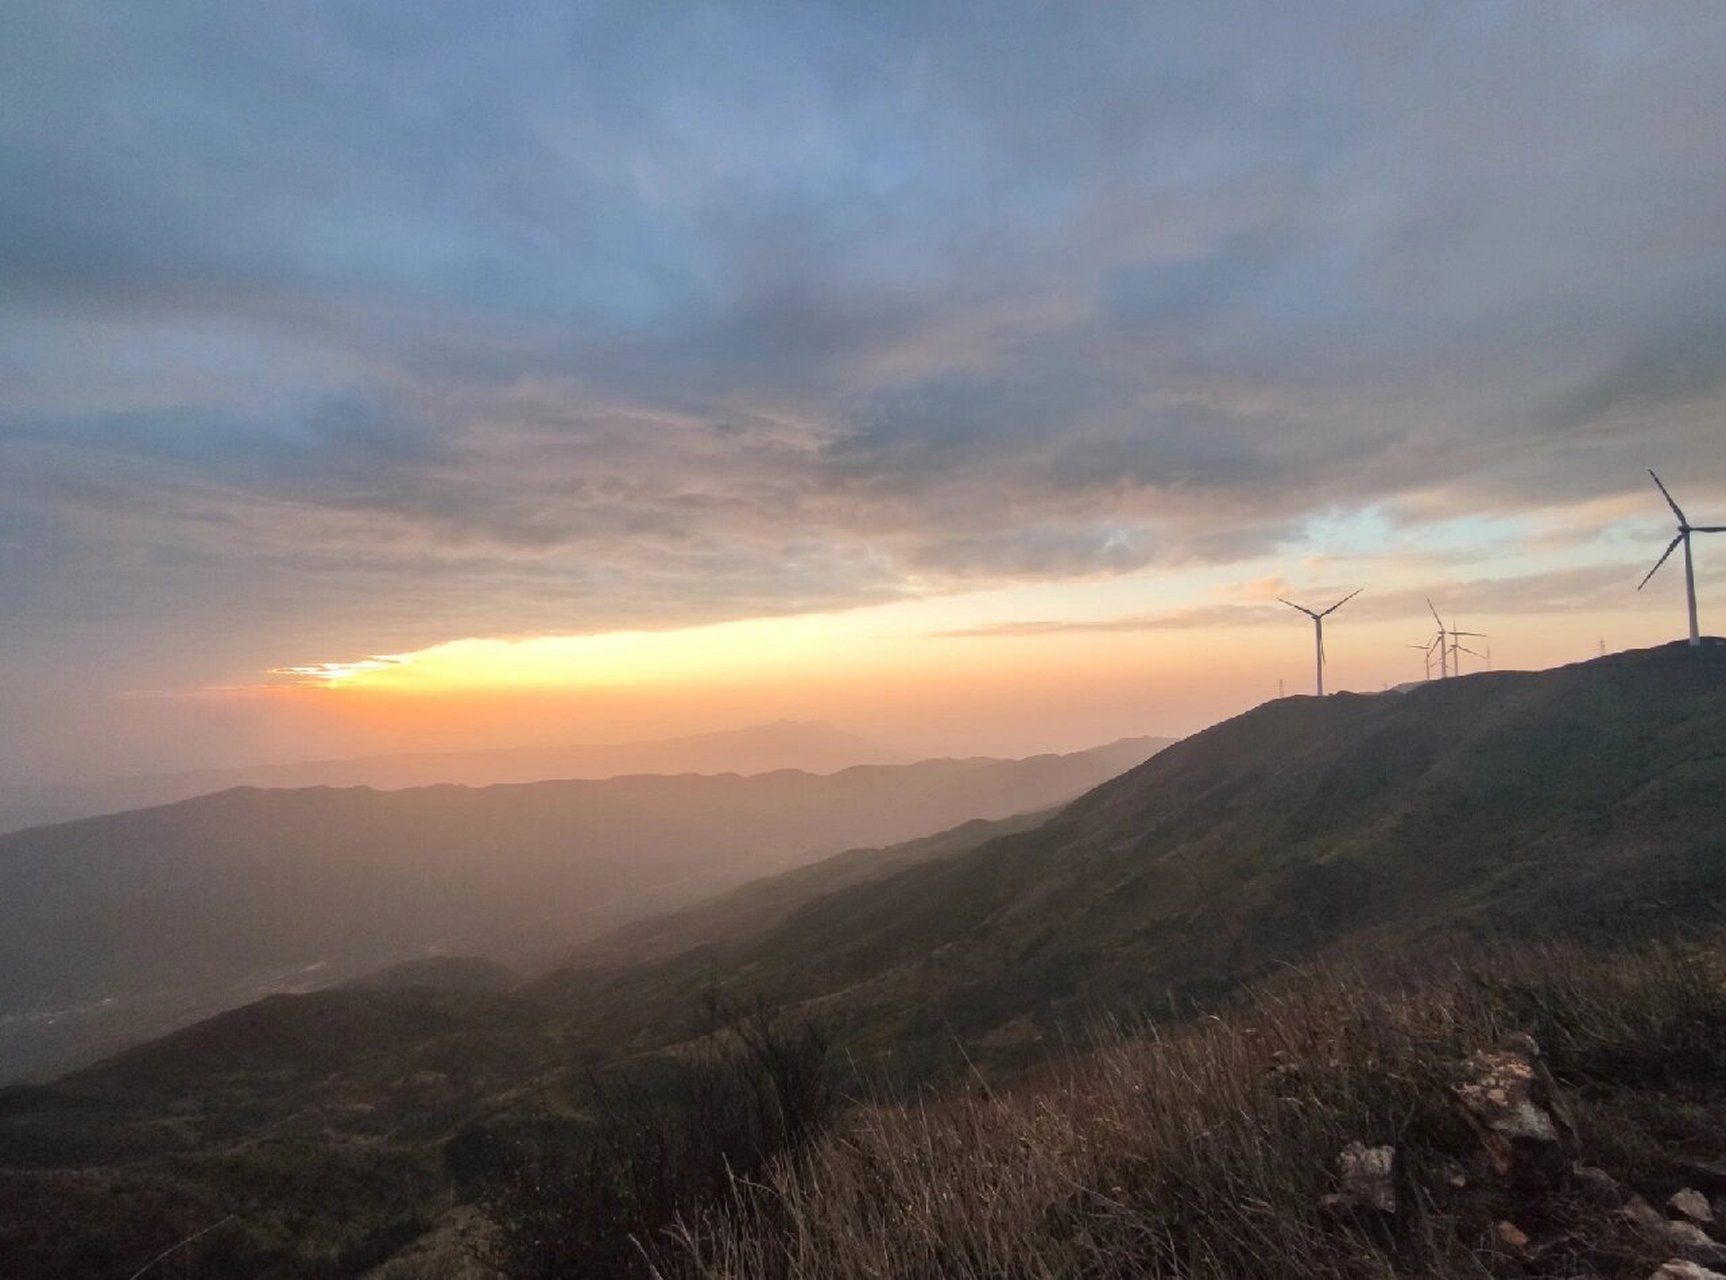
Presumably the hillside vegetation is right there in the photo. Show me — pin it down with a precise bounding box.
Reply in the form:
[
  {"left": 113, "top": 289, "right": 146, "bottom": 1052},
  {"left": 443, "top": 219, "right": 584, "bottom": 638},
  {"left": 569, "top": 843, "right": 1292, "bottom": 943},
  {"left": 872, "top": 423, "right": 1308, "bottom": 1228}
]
[
  {"left": 534, "top": 642, "right": 1726, "bottom": 1070},
  {"left": 658, "top": 933, "right": 1726, "bottom": 1279}
]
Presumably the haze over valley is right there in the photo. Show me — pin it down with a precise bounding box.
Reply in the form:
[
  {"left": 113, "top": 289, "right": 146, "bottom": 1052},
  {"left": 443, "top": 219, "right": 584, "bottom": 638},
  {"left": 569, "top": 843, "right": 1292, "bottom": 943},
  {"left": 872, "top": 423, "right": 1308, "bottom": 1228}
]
[
  {"left": 0, "top": 734, "right": 1161, "bottom": 1081},
  {"left": 0, "top": 719, "right": 912, "bottom": 835}
]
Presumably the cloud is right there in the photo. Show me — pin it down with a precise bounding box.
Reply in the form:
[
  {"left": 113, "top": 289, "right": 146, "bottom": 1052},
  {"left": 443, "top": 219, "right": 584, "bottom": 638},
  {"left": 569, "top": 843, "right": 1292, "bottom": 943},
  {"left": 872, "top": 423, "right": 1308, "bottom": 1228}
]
[
  {"left": 936, "top": 603, "right": 1288, "bottom": 639},
  {"left": 2, "top": 2, "right": 1725, "bottom": 702},
  {"left": 937, "top": 562, "right": 1673, "bottom": 640}
]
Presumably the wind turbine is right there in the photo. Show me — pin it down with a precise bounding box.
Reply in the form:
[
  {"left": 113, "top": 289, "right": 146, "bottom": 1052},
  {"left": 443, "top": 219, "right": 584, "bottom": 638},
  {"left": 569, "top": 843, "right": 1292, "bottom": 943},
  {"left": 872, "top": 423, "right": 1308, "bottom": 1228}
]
[
  {"left": 1426, "top": 597, "right": 1486, "bottom": 677},
  {"left": 1448, "top": 631, "right": 1487, "bottom": 675},
  {"left": 1278, "top": 589, "right": 1361, "bottom": 696},
  {"left": 1407, "top": 635, "right": 1440, "bottom": 681},
  {"left": 1639, "top": 469, "right": 1725, "bottom": 646},
  {"left": 1446, "top": 622, "right": 1487, "bottom": 675},
  {"left": 1425, "top": 599, "right": 1449, "bottom": 678}
]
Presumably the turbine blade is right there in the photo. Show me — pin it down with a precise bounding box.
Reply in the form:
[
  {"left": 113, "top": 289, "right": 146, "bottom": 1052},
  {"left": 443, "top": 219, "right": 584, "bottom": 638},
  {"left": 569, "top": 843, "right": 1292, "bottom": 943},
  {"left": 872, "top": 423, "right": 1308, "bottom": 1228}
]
[
  {"left": 1457, "top": 645, "right": 1485, "bottom": 659},
  {"left": 1278, "top": 597, "right": 1318, "bottom": 619},
  {"left": 1319, "top": 587, "right": 1362, "bottom": 617},
  {"left": 1649, "top": 469, "right": 1689, "bottom": 524},
  {"left": 1638, "top": 534, "right": 1684, "bottom": 589},
  {"left": 1451, "top": 630, "right": 1486, "bottom": 638},
  {"left": 1427, "top": 597, "right": 1444, "bottom": 628},
  {"left": 1692, "top": 525, "right": 1726, "bottom": 533}
]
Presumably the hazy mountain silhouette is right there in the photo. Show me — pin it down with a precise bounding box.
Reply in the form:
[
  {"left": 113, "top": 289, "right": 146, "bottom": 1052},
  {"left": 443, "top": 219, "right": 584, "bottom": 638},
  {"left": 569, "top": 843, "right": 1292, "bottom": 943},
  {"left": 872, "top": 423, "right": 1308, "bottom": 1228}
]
[
  {"left": 0, "top": 720, "right": 913, "bottom": 834},
  {"left": 0, "top": 736, "right": 1164, "bottom": 1080}
]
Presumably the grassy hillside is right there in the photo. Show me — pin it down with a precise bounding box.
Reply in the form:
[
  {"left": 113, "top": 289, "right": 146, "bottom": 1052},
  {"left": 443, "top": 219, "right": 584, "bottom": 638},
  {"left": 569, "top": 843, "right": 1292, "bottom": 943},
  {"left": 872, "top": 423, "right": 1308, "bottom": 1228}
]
[
  {"left": 532, "top": 643, "right": 1726, "bottom": 1068},
  {"left": 557, "top": 806, "right": 1056, "bottom": 971},
  {"left": 659, "top": 933, "right": 1726, "bottom": 1279}
]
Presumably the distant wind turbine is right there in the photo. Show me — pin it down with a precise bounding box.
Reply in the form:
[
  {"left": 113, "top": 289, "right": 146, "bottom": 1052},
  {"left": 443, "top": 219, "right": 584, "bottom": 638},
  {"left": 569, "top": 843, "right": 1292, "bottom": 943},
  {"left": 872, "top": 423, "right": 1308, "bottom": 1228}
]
[
  {"left": 1448, "top": 631, "right": 1487, "bottom": 674},
  {"left": 1407, "top": 637, "right": 1439, "bottom": 681},
  {"left": 1278, "top": 589, "right": 1361, "bottom": 696},
  {"left": 1427, "top": 597, "right": 1485, "bottom": 677},
  {"left": 1445, "top": 622, "right": 1487, "bottom": 675},
  {"left": 1639, "top": 469, "right": 1725, "bottom": 646},
  {"left": 1425, "top": 599, "right": 1450, "bottom": 678}
]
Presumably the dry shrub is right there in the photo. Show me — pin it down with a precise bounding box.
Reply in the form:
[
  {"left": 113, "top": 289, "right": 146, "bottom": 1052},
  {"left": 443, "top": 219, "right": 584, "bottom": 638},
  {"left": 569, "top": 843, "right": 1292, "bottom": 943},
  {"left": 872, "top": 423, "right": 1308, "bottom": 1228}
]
[
  {"left": 477, "top": 999, "right": 836, "bottom": 1278},
  {"left": 653, "top": 935, "right": 1726, "bottom": 1279}
]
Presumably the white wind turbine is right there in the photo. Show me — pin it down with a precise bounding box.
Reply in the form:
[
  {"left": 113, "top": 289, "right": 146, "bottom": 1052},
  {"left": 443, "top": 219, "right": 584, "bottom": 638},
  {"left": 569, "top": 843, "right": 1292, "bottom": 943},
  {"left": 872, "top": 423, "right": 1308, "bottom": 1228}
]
[
  {"left": 1407, "top": 636, "right": 1440, "bottom": 681},
  {"left": 1425, "top": 599, "right": 1450, "bottom": 679},
  {"left": 1278, "top": 589, "right": 1361, "bottom": 696},
  {"left": 1639, "top": 470, "right": 1725, "bottom": 646},
  {"left": 1426, "top": 598, "right": 1485, "bottom": 677},
  {"left": 1447, "top": 627, "right": 1488, "bottom": 675}
]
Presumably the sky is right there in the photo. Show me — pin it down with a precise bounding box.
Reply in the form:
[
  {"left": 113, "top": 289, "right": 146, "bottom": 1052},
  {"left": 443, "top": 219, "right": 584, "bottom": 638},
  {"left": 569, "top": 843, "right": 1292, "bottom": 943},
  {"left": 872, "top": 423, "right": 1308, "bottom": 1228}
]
[{"left": 3, "top": 2, "right": 1724, "bottom": 781}]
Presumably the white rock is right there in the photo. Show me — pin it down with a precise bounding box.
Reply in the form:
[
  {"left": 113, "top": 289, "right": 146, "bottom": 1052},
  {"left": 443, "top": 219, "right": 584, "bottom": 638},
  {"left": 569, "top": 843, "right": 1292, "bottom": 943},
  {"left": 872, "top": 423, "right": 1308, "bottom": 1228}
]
[{"left": 1651, "top": 1261, "right": 1726, "bottom": 1280}]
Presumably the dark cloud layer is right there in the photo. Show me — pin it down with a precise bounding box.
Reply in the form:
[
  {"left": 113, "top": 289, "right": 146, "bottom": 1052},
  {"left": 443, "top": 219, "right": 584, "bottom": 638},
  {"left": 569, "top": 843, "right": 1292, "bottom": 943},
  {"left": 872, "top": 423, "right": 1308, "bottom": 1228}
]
[
  {"left": 935, "top": 563, "right": 1682, "bottom": 640},
  {"left": 3, "top": 2, "right": 1725, "bottom": 704}
]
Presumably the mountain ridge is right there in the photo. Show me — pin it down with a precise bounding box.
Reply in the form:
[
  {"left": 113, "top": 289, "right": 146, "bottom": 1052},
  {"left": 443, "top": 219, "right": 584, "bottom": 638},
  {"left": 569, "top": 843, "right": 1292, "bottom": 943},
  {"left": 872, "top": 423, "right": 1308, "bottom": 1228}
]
[
  {"left": 0, "top": 719, "right": 915, "bottom": 835},
  {"left": 0, "top": 736, "right": 1166, "bottom": 1081}
]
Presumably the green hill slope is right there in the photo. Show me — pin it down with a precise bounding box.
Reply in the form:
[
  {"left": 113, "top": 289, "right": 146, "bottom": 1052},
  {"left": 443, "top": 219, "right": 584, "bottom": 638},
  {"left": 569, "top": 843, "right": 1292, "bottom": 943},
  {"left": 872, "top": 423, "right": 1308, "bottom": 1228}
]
[{"left": 536, "top": 643, "right": 1726, "bottom": 1061}]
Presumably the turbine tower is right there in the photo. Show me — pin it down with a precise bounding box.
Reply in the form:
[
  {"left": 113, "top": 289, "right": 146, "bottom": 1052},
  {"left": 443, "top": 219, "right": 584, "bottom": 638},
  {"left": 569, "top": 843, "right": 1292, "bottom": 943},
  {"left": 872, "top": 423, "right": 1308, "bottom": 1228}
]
[
  {"left": 1446, "top": 622, "right": 1487, "bottom": 674},
  {"left": 1448, "top": 631, "right": 1487, "bottom": 674},
  {"left": 1406, "top": 638, "right": 1438, "bottom": 681},
  {"left": 1426, "top": 598, "right": 1485, "bottom": 676},
  {"left": 1278, "top": 589, "right": 1361, "bottom": 697},
  {"left": 1640, "top": 470, "right": 1724, "bottom": 646}
]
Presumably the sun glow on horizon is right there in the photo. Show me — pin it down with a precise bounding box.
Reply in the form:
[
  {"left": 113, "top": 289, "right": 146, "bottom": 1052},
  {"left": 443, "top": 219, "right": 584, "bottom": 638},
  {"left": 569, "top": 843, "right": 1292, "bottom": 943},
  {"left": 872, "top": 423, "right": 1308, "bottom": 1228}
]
[
  {"left": 253, "top": 501, "right": 1701, "bottom": 762},
  {"left": 262, "top": 570, "right": 1243, "bottom": 698}
]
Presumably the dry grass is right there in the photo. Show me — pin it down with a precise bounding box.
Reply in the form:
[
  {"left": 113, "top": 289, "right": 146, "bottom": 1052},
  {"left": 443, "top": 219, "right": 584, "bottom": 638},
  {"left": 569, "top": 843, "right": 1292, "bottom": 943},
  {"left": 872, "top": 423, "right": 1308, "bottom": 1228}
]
[{"left": 652, "top": 935, "right": 1726, "bottom": 1279}]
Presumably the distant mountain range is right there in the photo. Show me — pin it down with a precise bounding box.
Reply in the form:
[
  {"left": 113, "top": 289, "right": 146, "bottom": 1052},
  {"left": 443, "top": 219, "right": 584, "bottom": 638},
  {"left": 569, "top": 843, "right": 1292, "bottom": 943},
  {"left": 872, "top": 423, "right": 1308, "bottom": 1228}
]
[
  {"left": 0, "top": 735, "right": 1165, "bottom": 1081},
  {"left": 0, "top": 720, "right": 914, "bottom": 834}
]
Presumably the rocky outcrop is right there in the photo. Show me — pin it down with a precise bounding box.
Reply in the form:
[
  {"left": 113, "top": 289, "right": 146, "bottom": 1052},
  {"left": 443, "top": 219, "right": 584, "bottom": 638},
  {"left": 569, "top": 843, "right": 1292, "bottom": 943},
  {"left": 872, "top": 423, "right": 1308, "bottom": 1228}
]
[
  {"left": 1324, "top": 1141, "right": 1396, "bottom": 1215},
  {"left": 1625, "top": 1195, "right": 1726, "bottom": 1269},
  {"left": 1650, "top": 1260, "right": 1726, "bottom": 1280},
  {"left": 1450, "top": 1033, "right": 1575, "bottom": 1190},
  {"left": 1320, "top": 1032, "right": 1726, "bottom": 1276}
]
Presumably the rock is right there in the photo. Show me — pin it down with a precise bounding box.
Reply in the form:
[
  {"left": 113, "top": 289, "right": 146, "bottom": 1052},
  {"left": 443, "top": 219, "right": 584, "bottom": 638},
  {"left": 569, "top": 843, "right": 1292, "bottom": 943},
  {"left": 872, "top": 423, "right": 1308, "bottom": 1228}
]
[
  {"left": 1496, "top": 1220, "right": 1530, "bottom": 1251},
  {"left": 1651, "top": 1262, "right": 1726, "bottom": 1280},
  {"left": 1624, "top": 1196, "right": 1726, "bottom": 1268},
  {"left": 1673, "top": 1189, "right": 1717, "bottom": 1225},
  {"left": 1571, "top": 1161, "right": 1629, "bottom": 1208},
  {"left": 1328, "top": 1141, "right": 1397, "bottom": 1214},
  {"left": 1451, "top": 1042, "right": 1572, "bottom": 1186}
]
